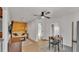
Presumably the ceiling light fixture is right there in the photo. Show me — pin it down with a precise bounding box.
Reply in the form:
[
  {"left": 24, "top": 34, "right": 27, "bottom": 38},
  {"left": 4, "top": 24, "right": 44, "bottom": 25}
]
[{"left": 41, "top": 16, "right": 45, "bottom": 19}]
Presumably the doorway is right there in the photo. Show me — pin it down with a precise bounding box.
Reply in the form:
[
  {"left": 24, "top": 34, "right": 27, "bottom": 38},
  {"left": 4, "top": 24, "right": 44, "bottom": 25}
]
[
  {"left": 76, "top": 21, "right": 79, "bottom": 51},
  {"left": 73, "top": 21, "right": 79, "bottom": 52},
  {"left": 37, "top": 22, "right": 42, "bottom": 40},
  {"left": 50, "top": 23, "right": 60, "bottom": 36},
  {"left": 77, "top": 21, "right": 79, "bottom": 43},
  {"left": 51, "top": 24, "right": 54, "bottom": 36}
]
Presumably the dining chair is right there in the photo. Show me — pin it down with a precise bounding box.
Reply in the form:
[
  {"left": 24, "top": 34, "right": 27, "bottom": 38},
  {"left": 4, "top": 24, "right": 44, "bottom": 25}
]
[{"left": 49, "top": 36, "right": 60, "bottom": 52}]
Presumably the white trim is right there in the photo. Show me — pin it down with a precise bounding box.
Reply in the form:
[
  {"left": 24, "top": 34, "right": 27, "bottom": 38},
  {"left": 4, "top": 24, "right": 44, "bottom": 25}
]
[
  {"left": 2, "top": 7, "right": 10, "bottom": 52},
  {"left": 73, "top": 20, "right": 79, "bottom": 42}
]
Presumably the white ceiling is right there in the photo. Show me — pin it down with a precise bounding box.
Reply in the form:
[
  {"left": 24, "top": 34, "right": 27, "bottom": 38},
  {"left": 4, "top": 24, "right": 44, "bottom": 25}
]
[{"left": 8, "top": 7, "right": 79, "bottom": 23}]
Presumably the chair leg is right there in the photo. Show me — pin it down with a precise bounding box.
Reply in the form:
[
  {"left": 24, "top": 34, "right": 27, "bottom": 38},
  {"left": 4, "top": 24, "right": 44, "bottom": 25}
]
[
  {"left": 60, "top": 40, "right": 63, "bottom": 49},
  {"left": 58, "top": 43, "right": 59, "bottom": 52},
  {"left": 49, "top": 42, "right": 50, "bottom": 50},
  {"left": 54, "top": 45, "right": 56, "bottom": 52},
  {"left": 52, "top": 44, "right": 54, "bottom": 47},
  {"left": 62, "top": 40, "right": 63, "bottom": 48}
]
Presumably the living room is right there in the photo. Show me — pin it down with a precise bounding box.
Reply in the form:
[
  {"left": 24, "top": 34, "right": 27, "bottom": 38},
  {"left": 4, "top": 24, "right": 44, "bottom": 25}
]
[{"left": 1, "top": 7, "right": 79, "bottom": 52}]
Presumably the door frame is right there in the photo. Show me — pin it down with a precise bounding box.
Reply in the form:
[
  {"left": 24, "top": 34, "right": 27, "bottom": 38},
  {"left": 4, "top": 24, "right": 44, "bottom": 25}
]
[{"left": 73, "top": 20, "right": 79, "bottom": 42}]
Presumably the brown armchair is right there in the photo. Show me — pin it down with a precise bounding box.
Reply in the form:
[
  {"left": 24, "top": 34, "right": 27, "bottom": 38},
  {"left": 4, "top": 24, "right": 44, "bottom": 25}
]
[{"left": 8, "top": 21, "right": 28, "bottom": 52}]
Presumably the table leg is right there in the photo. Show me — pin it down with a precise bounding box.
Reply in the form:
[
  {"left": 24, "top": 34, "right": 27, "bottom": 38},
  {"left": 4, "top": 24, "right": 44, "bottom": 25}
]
[
  {"left": 49, "top": 39, "right": 50, "bottom": 50},
  {"left": 58, "top": 43, "right": 59, "bottom": 52},
  {"left": 62, "top": 40, "right": 63, "bottom": 48},
  {"left": 0, "top": 41, "right": 3, "bottom": 52}
]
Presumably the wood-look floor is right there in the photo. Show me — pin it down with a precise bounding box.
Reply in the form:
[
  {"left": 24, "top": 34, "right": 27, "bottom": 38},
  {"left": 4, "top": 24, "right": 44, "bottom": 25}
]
[{"left": 22, "top": 40, "right": 48, "bottom": 52}]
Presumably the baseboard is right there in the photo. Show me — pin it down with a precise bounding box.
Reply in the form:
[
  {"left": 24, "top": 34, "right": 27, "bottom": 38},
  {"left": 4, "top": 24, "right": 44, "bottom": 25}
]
[{"left": 63, "top": 43, "right": 72, "bottom": 47}]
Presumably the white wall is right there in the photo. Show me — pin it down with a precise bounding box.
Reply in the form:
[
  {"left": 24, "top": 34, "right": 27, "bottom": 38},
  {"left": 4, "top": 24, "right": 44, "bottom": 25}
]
[
  {"left": 28, "top": 19, "right": 37, "bottom": 41},
  {"left": 28, "top": 15, "right": 74, "bottom": 47},
  {"left": 9, "top": 8, "right": 79, "bottom": 47},
  {"left": 58, "top": 16, "right": 72, "bottom": 47}
]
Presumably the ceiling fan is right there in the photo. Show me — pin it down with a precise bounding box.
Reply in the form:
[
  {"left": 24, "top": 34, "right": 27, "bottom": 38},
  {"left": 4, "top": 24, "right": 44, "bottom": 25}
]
[{"left": 34, "top": 11, "right": 51, "bottom": 19}]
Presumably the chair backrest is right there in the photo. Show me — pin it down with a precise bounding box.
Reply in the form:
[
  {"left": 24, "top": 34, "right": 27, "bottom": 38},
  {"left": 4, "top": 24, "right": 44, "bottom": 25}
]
[
  {"left": 11, "top": 21, "right": 28, "bottom": 38},
  {"left": 49, "top": 36, "right": 54, "bottom": 40},
  {"left": 54, "top": 35, "right": 63, "bottom": 40}
]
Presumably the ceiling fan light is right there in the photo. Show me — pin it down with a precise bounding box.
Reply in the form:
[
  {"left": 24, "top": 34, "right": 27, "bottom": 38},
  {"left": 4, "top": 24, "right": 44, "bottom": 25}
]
[{"left": 41, "top": 16, "right": 44, "bottom": 19}]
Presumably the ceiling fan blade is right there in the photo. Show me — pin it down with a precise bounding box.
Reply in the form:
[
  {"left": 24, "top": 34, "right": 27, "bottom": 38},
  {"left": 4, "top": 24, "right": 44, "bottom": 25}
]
[
  {"left": 34, "top": 15, "right": 39, "bottom": 16},
  {"left": 44, "top": 16, "right": 50, "bottom": 19},
  {"left": 34, "top": 11, "right": 51, "bottom": 19},
  {"left": 46, "top": 17, "right": 50, "bottom": 19},
  {"left": 45, "top": 11, "right": 50, "bottom": 15}
]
